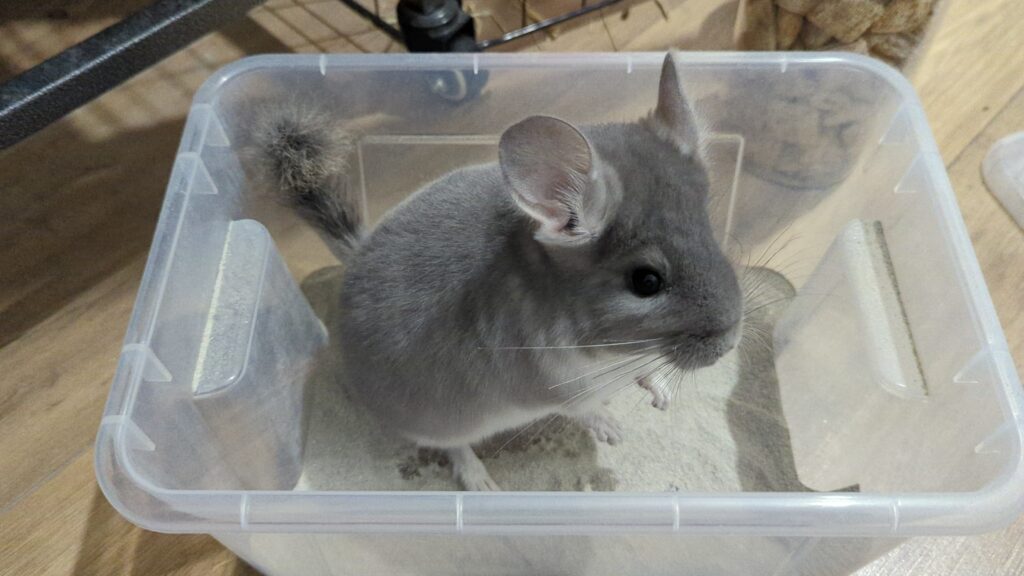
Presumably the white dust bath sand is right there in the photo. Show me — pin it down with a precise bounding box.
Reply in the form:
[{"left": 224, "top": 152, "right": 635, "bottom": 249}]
[{"left": 296, "top": 266, "right": 818, "bottom": 493}]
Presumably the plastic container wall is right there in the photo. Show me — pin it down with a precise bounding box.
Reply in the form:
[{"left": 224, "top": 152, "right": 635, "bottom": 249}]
[
  {"left": 97, "top": 105, "right": 327, "bottom": 500},
  {"left": 95, "top": 53, "right": 1024, "bottom": 576}
]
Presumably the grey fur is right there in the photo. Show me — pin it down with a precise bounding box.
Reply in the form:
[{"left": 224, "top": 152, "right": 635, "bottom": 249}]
[
  {"left": 260, "top": 53, "right": 742, "bottom": 490},
  {"left": 251, "top": 98, "right": 363, "bottom": 259}
]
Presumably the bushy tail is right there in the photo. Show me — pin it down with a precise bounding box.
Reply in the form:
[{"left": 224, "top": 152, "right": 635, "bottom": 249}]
[{"left": 249, "top": 98, "right": 363, "bottom": 260}]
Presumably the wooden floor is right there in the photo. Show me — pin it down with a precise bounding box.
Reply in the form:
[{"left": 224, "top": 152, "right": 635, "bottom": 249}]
[{"left": 1, "top": 0, "right": 1023, "bottom": 574}]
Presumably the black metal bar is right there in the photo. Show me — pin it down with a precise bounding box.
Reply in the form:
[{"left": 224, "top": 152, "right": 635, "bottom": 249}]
[
  {"left": 0, "top": 0, "right": 266, "bottom": 150},
  {"left": 476, "top": 0, "right": 624, "bottom": 50},
  {"left": 337, "top": 0, "right": 404, "bottom": 42}
]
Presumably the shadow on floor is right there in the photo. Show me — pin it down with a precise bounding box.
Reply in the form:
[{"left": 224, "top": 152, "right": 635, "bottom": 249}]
[{"left": 71, "top": 486, "right": 258, "bottom": 576}]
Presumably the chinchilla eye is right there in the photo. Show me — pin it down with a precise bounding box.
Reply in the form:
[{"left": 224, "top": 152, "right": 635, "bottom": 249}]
[{"left": 629, "top": 267, "right": 663, "bottom": 297}]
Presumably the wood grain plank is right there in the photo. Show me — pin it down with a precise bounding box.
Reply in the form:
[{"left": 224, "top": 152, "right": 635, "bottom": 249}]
[
  {"left": 613, "top": 0, "right": 741, "bottom": 51},
  {"left": 0, "top": 119, "right": 179, "bottom": 347},
  {"left": 0, "top": 258, "right": 141, "bottom": 507},
  {"left": 910, "top": 0, "right": 1024, "bottom": 161},
  {"left": 0, "top": 450, "right": 254, "bottom": 576},
  {"left": 253, "top": 0, "right": 400, "bottom": 53}
]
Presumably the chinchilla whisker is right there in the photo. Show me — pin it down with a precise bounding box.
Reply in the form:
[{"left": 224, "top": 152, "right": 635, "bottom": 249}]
[
  {"left": 742, "top": 282, "right": 772, "bottom": 308},
  {"left": 743, "top": 296, "right": 801, "bottom": 316},
  {"left": 549, "top": 351, "right": 656, "bottom": 389},
  {"left": 640, "top": 356, "right": 679, "bottom": 384},
  {"left": 742, "top": 276, "right": 773, "bottom": 298},
  {"left": 757, "top": 238, "right": 802, "bottom": 276},
  {"left": 679, "top": 368, "right": 693, "bottom": 397},
  {"left": 751, "top": 222, "right": 797, "bottom": 269},
  {"left": 562, "top": 350, "right": 672, "bottom": 408},
  {"left": 740, "top": 326, "right": 772, "bottom": 353},
  {"left": 665, "top": 366, "right": 680, "bottom": 395},
  {"left": 629, "top": 360, "right": 678, "bottom": 413},
  {"left": 647, "top": 362, "right": 678, "bottom": 397},
  {"left": 735, "top": 336, "right": 753, "bottom": 367},
  {"left": 559, "top": 340, "right": 665, "bottom": 371},
  {"left": 741, "top": 319, "right": 771, "bottom": 337},
  {"left": 725, "top": 232, "right": 747, "bottom": 262},
  {"left": 655, "top": 365, "right": 684, "bottom": 405},
  {"left": 599, "top": 363, "right": 666, "bottom": 407},
  {"left": 629, "top": 387, "right": 653, "bottom": 414},
  {"left": 584, "top": 346, "right": 671, "bottom": 384},
  {"left": 599, "top": 349, "right": 679, "bottom": 396},
  {"left": 484, "top": 336, "right": 668, "bottom": 351},
  {"left": 562, "top": 367, "right": 642, "bottom": 408}
]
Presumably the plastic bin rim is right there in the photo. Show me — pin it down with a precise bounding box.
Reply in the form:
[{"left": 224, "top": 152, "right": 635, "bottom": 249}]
[{"left": 192, "top": 51, "right": 919, "bottom": 105}]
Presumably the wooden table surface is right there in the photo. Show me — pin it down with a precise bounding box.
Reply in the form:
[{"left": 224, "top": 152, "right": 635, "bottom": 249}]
[{"left": 1, "top": 1, "right": 1022, "bottom": 574}]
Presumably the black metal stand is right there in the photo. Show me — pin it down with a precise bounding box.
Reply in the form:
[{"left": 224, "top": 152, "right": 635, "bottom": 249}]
[
  {"left": 0, "top": 0, "right": 265, "bottom": 150},
  {"left": 342, "top": 0, "right": 627, "bottom": 52},
  {"left": 0, "top": 0, "right": 626, "bottom": 149},
  {"left": 395, "top": 0, "right": 478, "bottom": 53}
]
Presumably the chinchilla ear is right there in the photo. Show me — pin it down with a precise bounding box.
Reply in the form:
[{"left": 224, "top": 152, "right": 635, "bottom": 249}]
[
  {"left": 651, "top": 51, "right": 705, "bottom": 160},
  {"left": 498, "top": 115, "right": 612, "bottom": 245}
]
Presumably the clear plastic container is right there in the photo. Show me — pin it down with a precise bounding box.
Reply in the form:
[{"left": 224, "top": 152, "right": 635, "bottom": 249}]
[{"left": 96, "top": 53, "right": 1024, "bottom": 576}]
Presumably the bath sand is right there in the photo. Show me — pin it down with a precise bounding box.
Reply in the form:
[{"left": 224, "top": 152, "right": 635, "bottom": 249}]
[{"left": 296, "top": 266, "right": 813, "bottom": 493}]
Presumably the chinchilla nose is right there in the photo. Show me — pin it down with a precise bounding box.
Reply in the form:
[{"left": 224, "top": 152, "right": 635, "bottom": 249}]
[
  {"left": 694, "top": 315, "right": 740, "bottom": 341},
  {"left": 696, "top": 325, "right": 730, "bottom": 341},
  {"left": 698, "top": 328, "right": 723, "bottom": 340}
]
